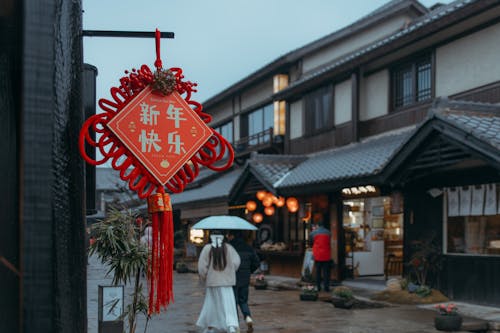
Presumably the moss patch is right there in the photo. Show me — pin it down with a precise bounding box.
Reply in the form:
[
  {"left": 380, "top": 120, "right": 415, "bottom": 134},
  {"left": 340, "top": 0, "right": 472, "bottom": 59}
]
[{"left": 371, "top": 289, "right": 449, "bottom": 304}]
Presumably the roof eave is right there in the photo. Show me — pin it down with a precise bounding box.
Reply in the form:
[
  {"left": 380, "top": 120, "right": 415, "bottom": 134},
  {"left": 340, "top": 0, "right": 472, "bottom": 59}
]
[
  {"left": 203, "top": 0, "right": 429, "bottom": 109},
  {"left": 274, "top": 0, "right": 495, "bottom": 100}
]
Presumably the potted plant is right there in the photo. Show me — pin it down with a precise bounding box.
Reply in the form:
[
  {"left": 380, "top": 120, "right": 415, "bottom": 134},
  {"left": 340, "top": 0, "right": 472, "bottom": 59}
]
[
  {"left": 254, "top": 274, "right": 268, "bottom": 290},
  {"left": 434, "top": 303, "right": 462, "bottom": 331},
  {"left": 89, "top": 207, "right": 150, "bottom": 333},
  {"left": 331, "top": 286, "right": 354, "bottom": 309},
  {"left": 300, "top": 284, "right": 318, "bottom": 301}
]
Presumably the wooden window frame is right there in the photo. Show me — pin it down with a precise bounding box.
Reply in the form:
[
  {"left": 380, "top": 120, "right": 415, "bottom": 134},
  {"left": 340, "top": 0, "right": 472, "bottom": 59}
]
[
  {"left": 304, "top": 84, "right": 334, "bottom": 136},
  {"left": 391, "top": 52, "right": 434, "bottom": 112}
]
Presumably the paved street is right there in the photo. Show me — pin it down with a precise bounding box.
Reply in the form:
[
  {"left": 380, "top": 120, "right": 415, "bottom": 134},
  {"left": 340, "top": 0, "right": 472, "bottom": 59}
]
[{"left": 88, "top": 255, "right": 444, "bottom": 333}]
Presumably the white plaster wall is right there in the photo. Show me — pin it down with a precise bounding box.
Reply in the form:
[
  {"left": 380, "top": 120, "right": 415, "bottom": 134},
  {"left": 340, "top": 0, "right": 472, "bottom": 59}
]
[
  {"left": 289, "top": 100, "right": 303, "bottom": 139},
  {"left": 360, "top": 70, "right": 389, "bottom": 121},
  {"left": 303, "top": 15, "right": 409, "bottom": 73},
  {"left": 209, "top": 100, "right": 233, "bottom": 124},
  {"left": 436, "top": 23, "right": 500, "bottom": 97},
  {"left": 334, "top": 79, "right": 352, "bottom": 125},
  {"left": 241, "top": 79, "right": 273, "bottom": 110}
]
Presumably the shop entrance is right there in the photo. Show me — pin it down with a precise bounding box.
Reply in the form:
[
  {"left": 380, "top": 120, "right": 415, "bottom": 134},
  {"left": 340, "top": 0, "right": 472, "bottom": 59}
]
[{"left": 343, "top": 195, "right": 403, "bottom": 278}]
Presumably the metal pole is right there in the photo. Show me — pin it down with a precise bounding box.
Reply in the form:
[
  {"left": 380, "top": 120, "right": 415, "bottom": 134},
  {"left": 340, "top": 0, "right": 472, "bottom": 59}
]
[{"left": 82, "top": 30, "right": 174, "bottom": 39}]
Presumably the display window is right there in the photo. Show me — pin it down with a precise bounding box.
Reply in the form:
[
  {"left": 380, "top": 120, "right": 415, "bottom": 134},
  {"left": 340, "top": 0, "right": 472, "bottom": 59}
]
[
  {"left": 343, "top": 194, "right": 404, "bottom": 277},
  {"left": 445, "top": 183, "right": 500, "bottom": 256},
  {"left": 343, "top": 196, "right": 403, "bottom": 252}
]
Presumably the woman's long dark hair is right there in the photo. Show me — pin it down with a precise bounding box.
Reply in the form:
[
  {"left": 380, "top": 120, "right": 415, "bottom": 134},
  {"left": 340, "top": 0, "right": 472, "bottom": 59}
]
[{"left": 209, "top": 239, "right": 228, "bottom": 271}]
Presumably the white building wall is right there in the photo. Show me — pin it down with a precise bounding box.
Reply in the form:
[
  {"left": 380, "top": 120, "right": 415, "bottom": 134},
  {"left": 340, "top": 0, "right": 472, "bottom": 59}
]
[
  {"left": 436, "top": 23, "right": 500, "bottom": 97},
  {"left": 289, "top": 100, "right": 303, "bottom": 139},
  {"left": 334, "top": 79, "right": 352, "bottom": 125},
  {"left": 303, "top": 15, "right": 410, "bottom": 73},
  {"left": 241, "top": 79, "right": 273, "bottom": 110},
  {"left": 360, "top": 70, "right": 389, "bottom": 121},
  {"left": 209, "top": 100, "right": 233, "bottom": 124}
]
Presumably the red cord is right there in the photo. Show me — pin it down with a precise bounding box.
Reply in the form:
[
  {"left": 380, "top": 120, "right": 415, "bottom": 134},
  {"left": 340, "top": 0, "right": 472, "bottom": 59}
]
[{"left": 154, "top": 28, "right": 162, "bottom": 69}]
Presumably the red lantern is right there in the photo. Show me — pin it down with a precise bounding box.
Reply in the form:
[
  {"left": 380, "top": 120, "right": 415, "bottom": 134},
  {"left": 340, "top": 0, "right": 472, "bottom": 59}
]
[
  {"left": 252, "top": 213, "right": 263, "bottom": 223},
  {"left": 256, "top": 190, "right": 267, "bottom": 201},
  {"left": 286, "top": 197, "right": 299, "bottom": 213},
  {"left": 246, "top": 200, "right": 257, "bottom": 212},
  {"left": 264, "top": 206, "right": 275, "bottom": 216},
  {"left": 262, "top": 194, "right": 273, "bottom": 207},
  {"left": 275, "top": 196, "right": 285, "bottom": 207}
]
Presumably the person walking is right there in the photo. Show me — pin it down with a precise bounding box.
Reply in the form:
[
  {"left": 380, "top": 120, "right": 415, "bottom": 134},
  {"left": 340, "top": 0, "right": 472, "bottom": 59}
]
[
  {"left": 309, "top": 213, "right": 332, "bottom": 292},
  {"left": 197, "top": 231, "right": 241, "bottom": 333},
  {"left": 227, "top": 230, "right": 260, "bottom": 331}
]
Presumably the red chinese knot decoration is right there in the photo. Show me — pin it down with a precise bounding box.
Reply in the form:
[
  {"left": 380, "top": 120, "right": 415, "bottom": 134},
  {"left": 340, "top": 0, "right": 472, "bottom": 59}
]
[{"left": 78, "top": 29, "right": 234, "bottom": 314}]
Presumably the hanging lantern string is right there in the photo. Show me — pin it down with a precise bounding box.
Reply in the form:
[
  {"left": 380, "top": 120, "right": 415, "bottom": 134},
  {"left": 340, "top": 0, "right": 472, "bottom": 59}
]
[{"left": 154, "top": 28, "right": 163, "bottom": 70}]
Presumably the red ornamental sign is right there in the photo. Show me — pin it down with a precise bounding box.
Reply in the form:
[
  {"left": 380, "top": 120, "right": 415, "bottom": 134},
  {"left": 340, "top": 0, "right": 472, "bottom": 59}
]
[
  {"left": 106, "top": 87, "right": 213, "bottom": 185},
  {"left": 78, "top": 29, "right": 234, "bottom": 315}
]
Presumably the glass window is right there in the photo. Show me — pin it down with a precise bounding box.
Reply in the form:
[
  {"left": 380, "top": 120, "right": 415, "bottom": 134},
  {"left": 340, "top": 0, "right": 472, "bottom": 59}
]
[
  {"left": 305, "top": 85, "right": 333, "bottom": 134},
  {"left": 392, "top": 54, "right": 432, "bottom": 109},
  {"left": 445, "top": 184, "right": 500, "bottom": 256},
  {"left": 215, "top": 121, "right": 233, "bottom": 143},
  {"left": 246, "top": 104, "right": 273, "bottom": 146},
  {"left": 214, "top": 121, "right": 233, "bottom": 158},
  {"left": 447, "top": 216, "right": 500, "bottom": 255}
]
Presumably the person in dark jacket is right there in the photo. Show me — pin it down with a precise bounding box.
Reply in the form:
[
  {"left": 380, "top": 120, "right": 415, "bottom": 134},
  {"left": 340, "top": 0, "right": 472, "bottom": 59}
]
[
  {"left": 227, "top": 230, "right": 260, "bottom": 330},
  {"left": 309, "top": 213, "right": 332, "bottom": 292}
]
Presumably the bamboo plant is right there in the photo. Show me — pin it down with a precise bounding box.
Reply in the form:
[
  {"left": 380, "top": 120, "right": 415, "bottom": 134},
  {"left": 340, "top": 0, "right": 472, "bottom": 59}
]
[{"left": 89, "top": 206, "right": 150, "bottom": 333}]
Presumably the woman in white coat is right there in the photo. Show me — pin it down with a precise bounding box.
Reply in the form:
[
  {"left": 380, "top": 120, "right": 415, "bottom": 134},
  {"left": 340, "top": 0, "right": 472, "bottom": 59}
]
[{"left": 197, "top": 231, "right": 241, "bottom": 333}]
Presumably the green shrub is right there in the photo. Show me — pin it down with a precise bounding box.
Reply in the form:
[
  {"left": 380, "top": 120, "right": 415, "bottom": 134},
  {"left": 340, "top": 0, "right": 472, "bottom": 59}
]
[
  {"left": 416, "top": 285, "right": 432, "bottom": 298},
  {"left": 333, "top": 286, "right": 353, "bottom": 300}
]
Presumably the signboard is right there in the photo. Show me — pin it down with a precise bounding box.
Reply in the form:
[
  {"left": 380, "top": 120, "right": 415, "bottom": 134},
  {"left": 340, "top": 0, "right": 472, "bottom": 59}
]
[
  {"left": 106, "top": 87, "right": 213, "bottom": 185},
  {"left": 301, "top": 248, "right": 315, "bottom": 278}
]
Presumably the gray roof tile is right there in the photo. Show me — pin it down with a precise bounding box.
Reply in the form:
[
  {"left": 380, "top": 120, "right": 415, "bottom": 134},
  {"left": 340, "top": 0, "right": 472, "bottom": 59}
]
[
  {"left": 96, "top": 167, "right": 122, "bottom": 191},
  {"left": 249, "top": 154, "right": 308, "bottom": 187},
  {"left": 437, "top": 108, "right": 500, "bottom": 150},
  {"left": 277, "top": 130, "right": 413, "bottom": 189},
  {"left": 170, "top": 168, "right": 243, "bottom": 205},
  {"left": 278, "top": 0, "right": 478, "bottom": 96}
]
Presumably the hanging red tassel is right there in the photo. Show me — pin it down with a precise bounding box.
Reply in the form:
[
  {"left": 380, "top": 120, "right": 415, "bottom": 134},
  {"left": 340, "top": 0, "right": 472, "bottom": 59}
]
[{"left": 147, "top": 192, "right": 174, "bottom": 314}]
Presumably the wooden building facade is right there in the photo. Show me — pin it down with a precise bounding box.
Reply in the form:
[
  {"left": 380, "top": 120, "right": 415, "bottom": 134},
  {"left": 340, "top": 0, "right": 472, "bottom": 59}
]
[{"left": 170, "top": 0, "right": 500, "bottom": 306}]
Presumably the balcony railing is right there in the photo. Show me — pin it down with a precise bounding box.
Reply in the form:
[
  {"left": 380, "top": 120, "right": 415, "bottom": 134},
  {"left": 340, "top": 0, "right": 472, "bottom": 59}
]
[{"left": 234, "top": 128, "right": 283, "bottom": 157}]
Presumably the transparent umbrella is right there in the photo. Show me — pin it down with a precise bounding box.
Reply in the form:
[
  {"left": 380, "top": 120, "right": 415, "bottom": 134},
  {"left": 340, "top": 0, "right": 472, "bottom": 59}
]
[{"left": 191, "top": 215, "right": 257, "bottom": 230}]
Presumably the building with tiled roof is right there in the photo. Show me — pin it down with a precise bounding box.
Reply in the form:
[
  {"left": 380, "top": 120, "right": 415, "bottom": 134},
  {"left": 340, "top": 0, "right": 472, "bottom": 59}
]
[{"left": 166, "top": 0, "right": 500, "bottom": 305}]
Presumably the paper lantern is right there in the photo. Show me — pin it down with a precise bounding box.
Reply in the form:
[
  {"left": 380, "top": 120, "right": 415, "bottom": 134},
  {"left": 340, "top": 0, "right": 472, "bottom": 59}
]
[
  {"left": 286, "top": 197, "right": 299, "bottom": 213},
  {"left": 256, "top": 190, "right": 267, "bottom": 201},
  {"left": 246, "top": 200, "right": 257, "bottom": 212},
  {"left": 275, "top": 196, "right": 285, "bottom": 207},
  {"left": 264, "top": 206, "right": 275, "bottom": 216},
  {"left": 262, "top": 195, "right": 273, "bottom": 207},
  {"left": 252, "top": 212, "right": 263, "bottom": 223}
]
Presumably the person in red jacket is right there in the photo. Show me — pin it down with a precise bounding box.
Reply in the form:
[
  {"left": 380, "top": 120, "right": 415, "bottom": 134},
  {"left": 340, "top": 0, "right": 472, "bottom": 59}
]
[{"left": 309, "top": 213, "right": 332, "bottom": 292}]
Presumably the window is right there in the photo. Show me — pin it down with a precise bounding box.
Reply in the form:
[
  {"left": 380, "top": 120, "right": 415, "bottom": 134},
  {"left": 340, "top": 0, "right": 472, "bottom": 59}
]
[
  {"left": 215, "top": 121, "right": 233, "bottom": 144},
  {"left": 304, "top": 85, "right": 333, "bottom": 134},
  {"left": 445, "top": 184, "right": 500, "bottom": 256},
  {"left": 246, "top": 104, "right": 273, "bottom": 145},
  {"left": 214, "top": 121, "right": 233, "bottom": 157},
  {"left": 392, "top": 54, "right": 432, "bottom": 109}
]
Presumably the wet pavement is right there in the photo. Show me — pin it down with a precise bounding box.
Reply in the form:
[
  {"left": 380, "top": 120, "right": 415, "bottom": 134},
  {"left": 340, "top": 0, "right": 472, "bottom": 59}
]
[{"left": 87, "top": 255, "right": 498, "bottom": 332}]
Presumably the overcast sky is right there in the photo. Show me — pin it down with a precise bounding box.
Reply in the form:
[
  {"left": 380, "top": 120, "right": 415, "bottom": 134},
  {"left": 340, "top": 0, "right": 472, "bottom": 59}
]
[{"left": 83, "top": 0, "right": 450, "bottom": 105}]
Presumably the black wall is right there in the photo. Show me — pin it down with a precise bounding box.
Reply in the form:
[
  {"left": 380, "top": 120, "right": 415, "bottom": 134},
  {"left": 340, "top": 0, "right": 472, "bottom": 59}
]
[
  {"left": 0, "top": 1, "right": 21, "bottom": 331},
  {"left": 404, "top": 187, "right": 500, "bottom": 305},
  {"left": 403, "top": 190, "right": 443, "bottom": 287},
  {"left": 443, "top": 255, "right": 500, "bottom": 305},
  {"left": 0, "top": 0, "right": 86, "bottom": 332}
]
